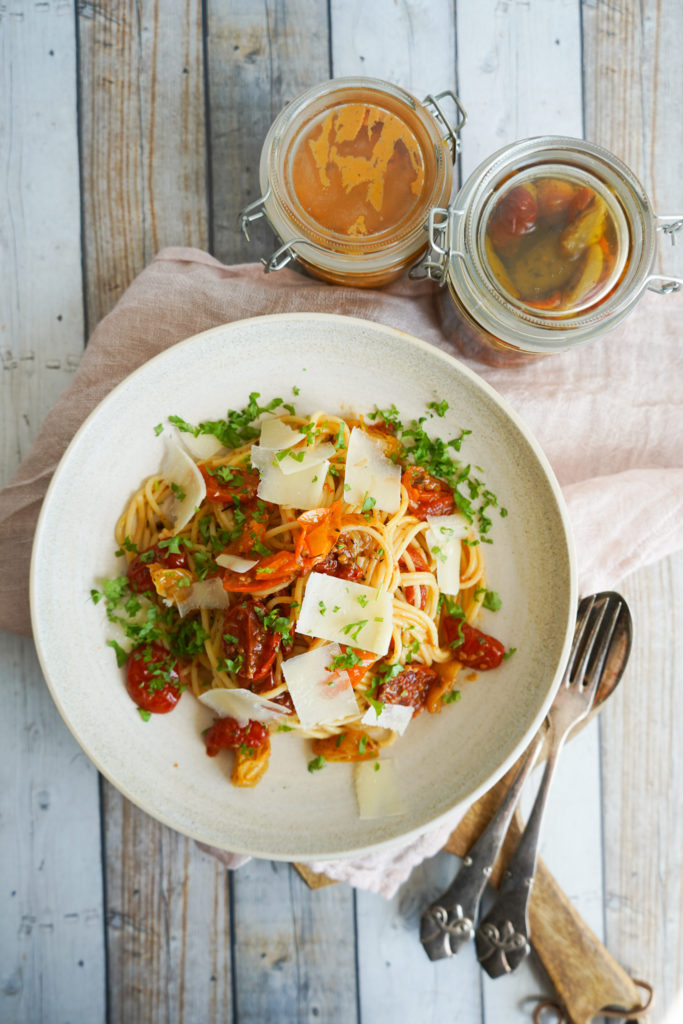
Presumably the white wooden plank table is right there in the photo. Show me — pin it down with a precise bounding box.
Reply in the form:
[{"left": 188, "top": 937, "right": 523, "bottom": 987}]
[{"left": 1, "top": 2, "right": 681, "bottom": 1022}]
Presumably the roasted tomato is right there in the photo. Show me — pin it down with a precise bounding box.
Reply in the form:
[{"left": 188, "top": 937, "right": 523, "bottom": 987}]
[
  {"left": 488, "top": 184, "right": 538, "bottom": 252},
  {"left": 222, "top": 549, "right": 301, "bottom": 593},
  {"left": 203, "top": 716, "right": 269, "bottom": 757},
  {"left": 226, "top": 501, "right": 270, "bottom": 557},
  {"left": 199, "top": 464, "right": 259, "bottom": 506},
  {"left": 376, "top": 663, "right": 441, "bottom": 715},
  {"left": 313, "top": 537, "right": 364, "bottom": 581},
  {"left": 311, "top": 729, "right": 380, "bottom": 762},
  {"left": 126, "top": 642, "right": 182, "bottom": 714},
  {"left": 402, "top": 465, "right": 456, "bottom": 520},
  {"left": 222, "top": 598, "right": 282, "bottom": 683},
  {"left": 126, "top": 543, "right": 188, "bottom": 593},
  {"left": 443, "top": 617, "right": 505, "bottom": 670}
]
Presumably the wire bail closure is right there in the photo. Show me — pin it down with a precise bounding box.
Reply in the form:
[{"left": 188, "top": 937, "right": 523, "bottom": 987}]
[
  {"left": 647, "top": 215, "right": 683, "bottom": 294},
  {"left": 411, "top": 207, "right": 466, "bottom": 282},
  {"left": 422, "top": 90, "right": 467, "bottom": 162}
]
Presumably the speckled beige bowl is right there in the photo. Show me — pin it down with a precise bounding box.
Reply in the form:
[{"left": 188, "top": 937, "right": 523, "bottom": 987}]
[{"left": 31, "top": 313, "right": 576, "bottom": 860}]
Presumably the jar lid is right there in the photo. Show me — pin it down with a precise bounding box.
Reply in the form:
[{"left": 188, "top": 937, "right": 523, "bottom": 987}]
[
  {"left": 246, "top": 78, "right": 462, "bottom": 277},
  {"left": 429, "top": 137, "right": 660, "bottom": 353}
]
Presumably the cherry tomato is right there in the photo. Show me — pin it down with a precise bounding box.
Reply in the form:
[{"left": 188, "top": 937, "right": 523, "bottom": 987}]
[
  {"left": 376, "top": 663, "right": 441, "bottom": 715},
  {"left": 204, "top": 716, "right": 269, "bottom": 757},
  {"left": 222, "top": 550, "right": 301, "bottom": 593},
  {"left": 223, "top": 598, "right": 282, "bottom": 682},
  {"left": 199, "top": 464, "right": 259, "bottom": 506},
  {"left": 488, "top": 185, "right": 537, "bottom": 252},
  {"left": 126, "top": 642, "right": 181, "bottom": 714},
  {"left": 402, "top": 466, "right": 456, "bottom": 520},
  {"left": 443, "top": 618, "right": 505, "bottom": 670},
  {"left": 313, "top": 537, "right": 364, "bottom": 581},
  {"left": 126, "top": 543, "right": 188, "bottom": 593},
  {"left": 226, "top": 501, "right": 270, "bottom": 556},
  {"left": 311, "top": 729, "right": 380, "bottom": 762}
]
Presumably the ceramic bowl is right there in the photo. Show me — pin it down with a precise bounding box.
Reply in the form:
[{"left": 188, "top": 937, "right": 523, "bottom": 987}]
[{"left": 31, "top": 313, "right": 576, "bottom": 860}]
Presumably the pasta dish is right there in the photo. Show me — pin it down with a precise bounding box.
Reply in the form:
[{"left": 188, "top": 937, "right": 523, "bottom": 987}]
[{"left": 93, "top": 393, "right": 509, "bottom": 797}]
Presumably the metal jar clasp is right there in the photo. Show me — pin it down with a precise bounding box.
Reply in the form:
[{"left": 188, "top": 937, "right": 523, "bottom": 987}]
[
  {"left": 423, "top": 90, "right": 467, "bottom": 162},
  {"left": 410, "top": 207, "right": 466, "bottom": 282},
  {"left": 647, "top": 215, "right": 683, "bottom": 294}
]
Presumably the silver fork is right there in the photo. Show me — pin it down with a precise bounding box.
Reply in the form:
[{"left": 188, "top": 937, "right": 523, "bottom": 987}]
[
  {"left": 419, "top": 591, "right": 628, "bottom": 964},
  {"left": 474, "top": 591, "right": 627, "bottom": 976}
]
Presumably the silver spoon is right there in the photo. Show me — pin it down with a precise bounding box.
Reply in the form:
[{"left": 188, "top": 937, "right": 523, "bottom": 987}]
[{"left": 420, "top": 591, "right": 632, "bottom": 965}]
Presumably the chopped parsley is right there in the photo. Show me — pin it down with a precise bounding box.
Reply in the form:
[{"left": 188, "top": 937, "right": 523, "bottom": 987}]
[
  {"left": 441, "top": 689, "right": 462, "bottom": 704},
  {"left": 475, "top": 587, "right": 502, "bottom": 611},
  {"left": 340, "top": 619, "right": 368, "bottom": 642},
  {"left": 307, "top": 755, "right": 326, "bottom": 773}
]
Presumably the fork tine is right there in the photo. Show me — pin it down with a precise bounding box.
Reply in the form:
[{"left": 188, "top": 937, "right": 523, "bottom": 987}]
[
  {"left": 561, "top": 594, "right": 597, "bottom": 682},
  {"left": 573, "top": 594, "right": 624, "bottom": 702}
]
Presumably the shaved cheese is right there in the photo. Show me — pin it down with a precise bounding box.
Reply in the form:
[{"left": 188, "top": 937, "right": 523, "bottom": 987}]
[
  {"left": 174, "top": 428, "right": 224, "bottom": 460},
  {"left": 216, "top": 553, "right": 258, "bottom": 573},
  {"left": 251, "top": 442, "right": 334, "bottom": 475},
  {"left": 425, "top": 514, "right": 470, "bottom": 596},
  {"left": 176, "top": 577, "right": 229, "bottom": 617},
  {"left": 258, "top": 416, "right": 304, "bottom": 451},
  {"left": 275, "top": 443, "right": 335, "bottom": 475},
  {"left": 355, "top": 760, "right": 404, "bottom": 818},
  {"left": 281, "top": 643, "right": 360, "bottom": 729},
  {"left": 161, "top": 438, "right": 206, "bottom": 530},
  {"left": 344, "top": 428, "right": 401, "bottom": 513},
  {"left": 199, "top": 687, "right": 291, "bottom": 727},
  {"left": 296, "top": 574, "right": 393, "bottom": 656},
  {"left": 361, "top": 702, "right": 413, "bottom": 736},
  {"left": 256, "top": 457, "right": 328, "bottom": 509}
]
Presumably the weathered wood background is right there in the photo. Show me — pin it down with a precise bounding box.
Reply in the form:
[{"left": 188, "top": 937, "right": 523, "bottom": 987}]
[{"left": 1, "top": 1, "right": 681, "bottom": 1022}]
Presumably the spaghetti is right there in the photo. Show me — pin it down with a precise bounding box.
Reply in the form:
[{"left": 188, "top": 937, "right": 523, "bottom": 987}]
[{"left": 95, "top": 395, "right": 509, "bottom": 790}]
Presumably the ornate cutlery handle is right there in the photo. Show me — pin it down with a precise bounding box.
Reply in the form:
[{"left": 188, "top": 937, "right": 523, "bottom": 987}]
[
  {"left": 420, "top": 733, "right": 543, "bottom": 960},
  {"left": 475, "top": 739, "right": 564, "bottom": 976}
]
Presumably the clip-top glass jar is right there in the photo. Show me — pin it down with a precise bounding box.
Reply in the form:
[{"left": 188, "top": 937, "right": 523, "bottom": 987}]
[
  {"left": 423, "top": 136, "right": 682, "bottom": 366},
  {"left": 239, "top": 77, "right": 465, "bottom": 287}
]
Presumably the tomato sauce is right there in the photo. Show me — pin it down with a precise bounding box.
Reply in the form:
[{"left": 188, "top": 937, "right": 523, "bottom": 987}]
[{"left": 291, "top": 102, "right": 426, "bottom": 238}]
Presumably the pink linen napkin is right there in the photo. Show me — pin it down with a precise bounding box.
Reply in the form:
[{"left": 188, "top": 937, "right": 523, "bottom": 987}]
[{"left": 1, "top": 247, "right": 681, "bottom": 895}]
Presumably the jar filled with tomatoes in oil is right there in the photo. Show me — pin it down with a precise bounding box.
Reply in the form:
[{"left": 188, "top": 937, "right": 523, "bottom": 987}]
[{"left": 423, "top": 136, "right": 681, "bottom": 366}]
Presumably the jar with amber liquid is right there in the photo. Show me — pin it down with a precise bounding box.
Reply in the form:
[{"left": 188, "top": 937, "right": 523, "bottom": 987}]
[
  {"left": 240, "top": 77, "right": 464, "bottom": 287},
  {"left": 423, "top": 137, "right": 682, "bottom": 366}
]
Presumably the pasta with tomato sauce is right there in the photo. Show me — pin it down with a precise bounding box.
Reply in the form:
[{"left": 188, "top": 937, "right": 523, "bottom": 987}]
[{"left": 94, "top": 395, "right": 509, "bottom": 791}]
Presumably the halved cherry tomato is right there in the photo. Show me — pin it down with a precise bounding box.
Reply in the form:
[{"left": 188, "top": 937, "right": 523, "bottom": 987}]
[
  {"left": 311, "top": 729, "right": 380, "bottom": 762},
  {"left": 488, "top": 184, "right": 538, "bottom": 252},
  {"left": 223, "top": 598, "right": 281, "bottom": 682},
  {"left": 443, "top": 617, "right": 505, "bottom": 670},
  {"left": 294, "top": 501, "right": 342, "bottom": 561},
  {"left": 402, "top": 465, "right": 456, "bottom": 520},
  {"left": 199, "top": 464, "right": 259, "bottom": 506},
  {"left": 204, "top": 716, "right": 269, "bottom": 757},
  {"left": 313, "top": 536, "right": 364, "bottom": 582},
  {"left": 376, "top": 663, "right": 441, "bottom": 715},
  {"left": 126, "top": 642, "right": 181, "bottom": 714},
  {"left": 226, "top": 501, "right": 270, "bottom": 557},
  {"left": 222, "top": 549, "right": 302, "bottom": 593},
  {"left": 126, "top": 543, "right": 188, "bottom": 593}
]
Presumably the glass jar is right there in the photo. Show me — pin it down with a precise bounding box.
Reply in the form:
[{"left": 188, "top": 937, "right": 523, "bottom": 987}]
[
  {"left": 422, "top": 136, "right": 682, "bottom": 367},
  {"left": 239, "top": 77, "right": 465, "bottom": 287}
]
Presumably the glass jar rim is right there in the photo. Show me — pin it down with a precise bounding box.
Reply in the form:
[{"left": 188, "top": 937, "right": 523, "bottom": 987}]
[
  {"left": 444, "top": 136, "right": 657, "bottom": 352},
  {"left": 259, "top": 76, "right": 455, "bottom": 273}
]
